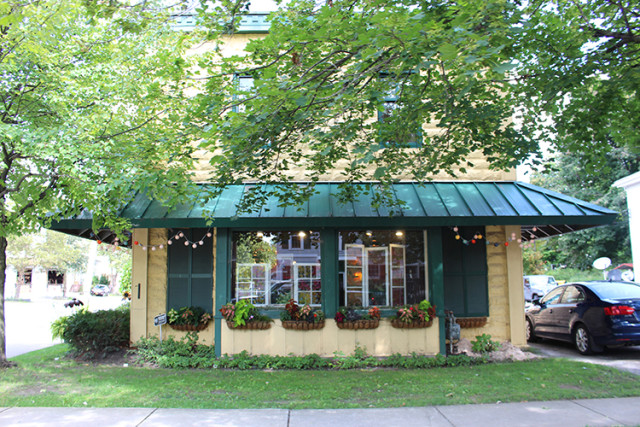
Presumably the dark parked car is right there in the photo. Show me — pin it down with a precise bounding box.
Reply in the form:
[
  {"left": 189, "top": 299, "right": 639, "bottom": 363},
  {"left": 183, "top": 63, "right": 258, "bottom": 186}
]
[{"left": 525, "top": 281, "right": 640, "bottom": 354}]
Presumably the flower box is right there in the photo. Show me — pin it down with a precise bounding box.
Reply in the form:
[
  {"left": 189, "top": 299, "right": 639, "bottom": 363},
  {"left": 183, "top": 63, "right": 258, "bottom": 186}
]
[
  {"left": 456, "top": 317, "right": 487, "bottom": 328},
  {"left": 168, "top": 322, "right": 209, "bottom": 331},
  {"left": 390, "top": 319, "right": 433, "bottom": 329},
  {"left": 226, "top": 320, "right": 272, "bottom": 330},
  {"left": 281, "top": 320, "right": 325, "bottom": 330},
  {"left": 336, "top": 319, "right": 379, "bottom": 330}
]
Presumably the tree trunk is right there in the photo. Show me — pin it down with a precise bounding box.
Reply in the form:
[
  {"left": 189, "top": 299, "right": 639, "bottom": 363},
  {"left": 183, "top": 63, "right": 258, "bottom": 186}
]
[{"left": 0, "top": 235, "right": 8, "bottom": 365}]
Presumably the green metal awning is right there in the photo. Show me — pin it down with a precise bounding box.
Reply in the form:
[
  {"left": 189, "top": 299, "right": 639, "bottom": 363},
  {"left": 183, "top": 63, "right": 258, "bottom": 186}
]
[{"left": 49, "top": 181, "right": 617, "bottom": 245}]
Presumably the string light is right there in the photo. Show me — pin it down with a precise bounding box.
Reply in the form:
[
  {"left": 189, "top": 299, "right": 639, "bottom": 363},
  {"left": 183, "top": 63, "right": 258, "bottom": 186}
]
[{"left": 452, "top": 226, "right": 542, "bottom": 247}]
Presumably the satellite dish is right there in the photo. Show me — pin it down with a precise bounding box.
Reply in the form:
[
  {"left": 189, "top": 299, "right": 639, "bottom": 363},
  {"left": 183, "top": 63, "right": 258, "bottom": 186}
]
[{"left": 593, "top": 257, "right": 612, "bottom": 270}]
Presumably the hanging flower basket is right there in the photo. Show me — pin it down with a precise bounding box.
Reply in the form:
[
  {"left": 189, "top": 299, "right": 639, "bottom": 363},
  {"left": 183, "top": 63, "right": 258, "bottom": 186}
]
[
  {"left": 281, "top": 320, "right": 325, "bottom": 330},
  {"left": 336, "top": 319, "right": 379, "bottom": 330},
  {"left": 456, "top": 317, "right": 487, "bottom": 328},
  {"left": 391, "top": 319, "right": 433, "bottom": 329},
  {"left": 226, "top": 320, "right": 272, "bottom": 330},
  {"left": 169, "top": 322, "right": 209, "bottom": 332}
]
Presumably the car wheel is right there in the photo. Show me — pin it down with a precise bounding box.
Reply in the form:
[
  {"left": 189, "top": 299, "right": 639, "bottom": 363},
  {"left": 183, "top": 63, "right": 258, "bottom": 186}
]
[
  {"left": 573, "top": 324, "right": 603, "bottom": 355},
  {"left": 525, "top": 318, "right": 537, "bottom": 342}
]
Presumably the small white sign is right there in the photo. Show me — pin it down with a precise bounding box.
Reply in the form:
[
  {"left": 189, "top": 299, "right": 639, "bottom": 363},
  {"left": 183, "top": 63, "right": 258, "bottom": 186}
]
[{"left": 154, "top": 313, "right": 167, "bottom": 326}]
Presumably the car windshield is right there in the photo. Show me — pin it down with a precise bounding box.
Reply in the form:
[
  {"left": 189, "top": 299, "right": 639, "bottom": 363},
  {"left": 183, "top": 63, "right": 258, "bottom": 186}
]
[
  {"left": 588, "top": 282, "right": 640, "bottom": 300},
  {"left": 529, "top": 276, "right": 552, "bottom": 285}
]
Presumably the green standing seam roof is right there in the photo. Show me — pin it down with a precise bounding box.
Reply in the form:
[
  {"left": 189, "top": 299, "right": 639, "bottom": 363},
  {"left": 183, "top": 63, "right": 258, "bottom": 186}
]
[{"left": 49, "top": 181, "right": 617, "bottom": 245}]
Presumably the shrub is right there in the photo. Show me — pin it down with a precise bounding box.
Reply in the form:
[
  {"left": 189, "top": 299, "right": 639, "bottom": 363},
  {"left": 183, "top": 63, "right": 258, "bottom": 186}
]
[
  {"left": 52, "top": 305, "right": 130, "bottom": 358},
  {"left": 134, "top": 333, "right": 216, "bottom": 369},
  {"left": 471, "top": 334, "right": 502, "bottom": 353}
]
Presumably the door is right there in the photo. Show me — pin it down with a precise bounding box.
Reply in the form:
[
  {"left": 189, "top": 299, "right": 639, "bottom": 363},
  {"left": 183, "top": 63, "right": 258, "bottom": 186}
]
[
  {"left": 365, "top": 247, "right": 389, "bottom": 306},
  {"left": 554, "top": 285, "right": 586, "bottom": 340},
  {"left": 534, "top": 286, "right": 565, "bottom": 336}
]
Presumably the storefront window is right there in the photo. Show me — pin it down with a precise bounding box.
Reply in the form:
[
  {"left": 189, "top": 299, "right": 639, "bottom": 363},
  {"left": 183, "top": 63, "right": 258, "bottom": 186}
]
[
  {"left": 231, "top": 231, "right": 321, "bottom": 306},
  {"left": 339, "top": 230, "right": 425, "bottom": 307}
]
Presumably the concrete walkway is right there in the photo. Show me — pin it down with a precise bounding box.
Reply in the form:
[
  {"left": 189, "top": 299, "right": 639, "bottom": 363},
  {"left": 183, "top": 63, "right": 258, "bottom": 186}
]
[{"left": 1, "top": 397, "right": 639, "bottom": 426}]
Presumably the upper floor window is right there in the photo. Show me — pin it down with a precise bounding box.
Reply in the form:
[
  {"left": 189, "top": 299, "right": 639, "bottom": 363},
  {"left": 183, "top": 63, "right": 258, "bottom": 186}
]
[
  {"left": 233, "top": 74, "right": 254, "bottom": 113},
  {"left": 377, "top": 73, "right": 421, "bottom": 148}
]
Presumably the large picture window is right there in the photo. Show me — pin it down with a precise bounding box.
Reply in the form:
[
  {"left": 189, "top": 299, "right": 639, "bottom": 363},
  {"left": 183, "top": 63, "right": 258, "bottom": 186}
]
[
  {"left": 339, "top": 230, "right": 425, "bottom": 307},
  {"left": 231, "top": 231, "right": 321, "bottom": 306}
]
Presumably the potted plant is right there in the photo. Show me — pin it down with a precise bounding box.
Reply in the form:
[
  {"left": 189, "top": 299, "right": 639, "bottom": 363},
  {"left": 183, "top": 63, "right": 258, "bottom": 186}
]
[
  {"left": 220, "top": 300, "right": 272, "bottom": 330},
  {"left": 334, "top": 306, "right": 380, "bottom": 329},
  {"left": 167, "top": 306, "right": 212, "bottom": 331},
  {"left": 390, "top": 300, "right": 436, "bottom": 328},
  {"left": 280, "top": 299, "right": 325, "bottom": 330}
]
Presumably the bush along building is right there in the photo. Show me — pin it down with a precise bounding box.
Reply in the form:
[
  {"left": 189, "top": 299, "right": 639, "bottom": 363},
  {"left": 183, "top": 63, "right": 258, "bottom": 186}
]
[{"left": 49, "top": 13, "right": 616, "bottom": 357}]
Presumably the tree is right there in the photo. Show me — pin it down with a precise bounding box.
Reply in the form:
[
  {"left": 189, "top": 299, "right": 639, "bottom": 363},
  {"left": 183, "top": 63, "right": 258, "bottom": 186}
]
[
  {"left": 193, "top": 0, "right": 537, "bottom": 209},
  {"left": 190, "top": 0, "right": 638, "bottom": 207},
  {"left": 6, "top": 230, "right": 89, "bottom": 297},
  {"left": 0, "top": 1, "right": 197, "bottom": 366},
  {"left": 529, "top": 146, "right": 638, "bottom": 270},
  {"left": 516, "top": 0, "right": 640, "bottom": 172}
]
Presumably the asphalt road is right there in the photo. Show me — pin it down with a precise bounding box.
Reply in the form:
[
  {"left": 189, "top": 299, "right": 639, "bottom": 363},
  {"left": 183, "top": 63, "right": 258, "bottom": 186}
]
[
  {"left": 5, "top": 295, "right": 125, "bottom": 358},
  {"left": 529, "top": 340, "right": 640, "bottom": 376}
]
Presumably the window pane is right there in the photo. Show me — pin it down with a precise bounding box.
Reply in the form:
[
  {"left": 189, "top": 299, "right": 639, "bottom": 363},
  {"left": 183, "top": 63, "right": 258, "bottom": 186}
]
[
  {"left": 339, "top": 230, "right": 425, "bottom": 307},
  {"left": 231, "top": 231, "right": 321, "bottom": 306}
]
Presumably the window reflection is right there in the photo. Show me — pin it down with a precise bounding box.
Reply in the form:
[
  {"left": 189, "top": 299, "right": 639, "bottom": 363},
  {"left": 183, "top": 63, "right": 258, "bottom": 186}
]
[
  {"left": 339, "top": 230, "right": 425, "bottom": 307},
  {"left": 231, "top": 231, "right": 321, "bottom": 306}
]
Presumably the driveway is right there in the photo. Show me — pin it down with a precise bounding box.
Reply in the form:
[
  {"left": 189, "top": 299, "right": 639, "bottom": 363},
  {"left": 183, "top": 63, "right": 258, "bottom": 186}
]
[{"left": 529, "top": 340, "right": 640, "bottom": 376}]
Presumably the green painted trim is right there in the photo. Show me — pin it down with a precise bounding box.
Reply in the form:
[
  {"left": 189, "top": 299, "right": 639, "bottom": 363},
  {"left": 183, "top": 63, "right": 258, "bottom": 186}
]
[
  {"left": 214, "top": 228, "right": 230, "bottom": 358},
  {"left": 427, "top": 227, "right": 446, "bottom": 355},
  {"left": 50, "top": 214, "right": 617, "bottom": 231},
  {"left": 321, "top": 229, "right": 339, "bottom": 317}
]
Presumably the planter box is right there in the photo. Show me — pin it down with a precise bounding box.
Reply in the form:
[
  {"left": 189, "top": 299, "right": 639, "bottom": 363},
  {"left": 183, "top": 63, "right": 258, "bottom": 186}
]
[
  {"left": 456, "top": 317, "right": 487, "bottom": 328},
  {"left": 168, "top": 322, "right": 209, "bottom": 331},
  {"left": 281, "top": 320, "right": 325, "bottom": 330},
  {"left": 336, "top": 319, "right": 379, "bottom": 330},
  {"left": 226, "top": 320, "right": 272, "bottom": 330},
  {"left": 390, "top": 319, "right": 433, "bottom": 329}
]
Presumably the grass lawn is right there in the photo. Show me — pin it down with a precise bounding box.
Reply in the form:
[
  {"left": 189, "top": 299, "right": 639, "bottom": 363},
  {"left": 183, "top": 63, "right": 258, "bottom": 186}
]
[{"left": 2, "top": 344, "right": 639, "bottom": 409}]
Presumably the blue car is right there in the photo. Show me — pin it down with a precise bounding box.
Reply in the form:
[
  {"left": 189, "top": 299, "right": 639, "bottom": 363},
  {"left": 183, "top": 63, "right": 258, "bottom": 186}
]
[{"left": 526, "top": 281, "right": 640, "bottom": 354}]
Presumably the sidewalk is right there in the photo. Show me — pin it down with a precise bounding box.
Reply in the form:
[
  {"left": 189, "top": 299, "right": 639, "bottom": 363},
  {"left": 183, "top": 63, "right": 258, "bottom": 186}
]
[{"left": 1, "top": 397, "right": 639, "bottom": 427}]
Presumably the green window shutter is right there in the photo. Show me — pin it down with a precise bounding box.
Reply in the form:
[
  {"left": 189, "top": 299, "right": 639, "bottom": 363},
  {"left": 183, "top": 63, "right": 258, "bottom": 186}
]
[
  {"left": 442, "top": 226, "right": 488, "bottom": 317},
  {"left": 167, "top": 228, "right": 213, "bottom": 312}
]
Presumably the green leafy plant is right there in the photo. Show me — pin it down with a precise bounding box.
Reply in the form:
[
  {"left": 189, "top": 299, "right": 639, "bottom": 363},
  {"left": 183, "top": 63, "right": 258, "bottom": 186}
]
[
  {"left": 471, "top": 334, "right": 502, "bottom": 353},
  {"left": 167, "top": 306, "right": 212, "bottom": 327},
  {"left": 51, "top": 306, "right": 130, "bottom": 359},
  {"left": 221, "top": 300, "right": 271, "bottom": 327},
  {"left": 392, "top": 300, "right": 436, "bottom": 323}
]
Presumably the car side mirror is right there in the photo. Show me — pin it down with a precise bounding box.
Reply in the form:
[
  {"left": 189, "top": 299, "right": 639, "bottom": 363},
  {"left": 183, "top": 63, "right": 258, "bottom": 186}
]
[{"left": 532, "top": 297, "right": 542, "bottom": 306}]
